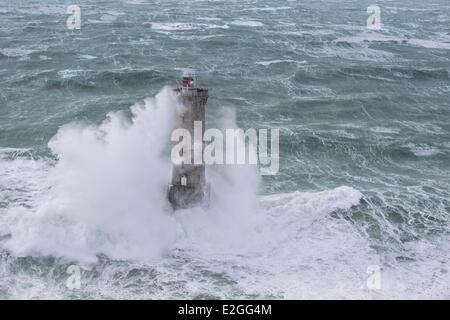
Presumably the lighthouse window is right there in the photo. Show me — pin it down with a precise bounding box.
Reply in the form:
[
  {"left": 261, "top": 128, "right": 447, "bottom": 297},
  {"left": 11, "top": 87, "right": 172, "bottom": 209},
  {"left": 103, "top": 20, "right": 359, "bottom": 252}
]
[{"left": 181, "top": 176, "right": 187, "bottom": 186}]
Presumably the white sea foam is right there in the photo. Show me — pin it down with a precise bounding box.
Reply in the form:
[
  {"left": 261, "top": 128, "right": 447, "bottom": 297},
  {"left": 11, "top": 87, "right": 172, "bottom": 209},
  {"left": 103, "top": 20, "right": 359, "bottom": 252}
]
[
  {"left": 151, "top": 23, "right": 194, "bottom": 31},
  {"left": 151, "top": 22, "right": 228, "bottom": 31},
  {"left": 407, "top": 38, "right": 450, "bottom": 50},
  {"left": 406, "top": 143, "right": 442, "bottom": 157},
  {"left": 230, "top": 20, "right": 264, "bottom": 27},
  {"left": 314, "top": 40, "right": 396, "bottom": 62},
  {"left": 261, "top": 186, "right": 363, "bottom": 224},
  {"left": 2, "top": 89, "right": 447, "bottom": 299},
  {"left": 0, "top": 149, "right": 51, "bottom": 212},
  {"left": 0, "top": 89, "right": 261, "bottom": 265},
  {"left": 255, "top": 59, "right": 306, "bottom": 66},
  {"left": 336, "top": 33, "right": 450, "bottom": 50},
  {"left": 16, "top": 4, "right": 66, "bottom": 15},
  {"left": 99, "top": 11, "right": 124, "bottom": 22},
  {"left": 124, "top": 0, "right": 146, "bottom": 4},
  {"left": 335, "top": 34, "right": 402, "bottom": 44},
  {"left": 197, "top": 17, "right": 222, "bottom": 21},
  {"left": 0, "top": 48, "right": 36, "bottom": 58},
  {"left": 78, "top": 54, "right": 97, "bottom": 60},
  {"left": 1, "top": 88, "right": 179, "bottom": 263},
  {"left": 370, "top": 127, "right": 401, "bottom": 134},
  {"left": 0, "top": 88, "right": 364, "bottom": 267},
  {"left": 250, "top": 7, "right": 292, "bottom": 12},
  {"left": 0, "top": 224, "right": 10, "bottom": 239},
  {"left": 57, "top": 69, "right": 85, "bottom": 79}
]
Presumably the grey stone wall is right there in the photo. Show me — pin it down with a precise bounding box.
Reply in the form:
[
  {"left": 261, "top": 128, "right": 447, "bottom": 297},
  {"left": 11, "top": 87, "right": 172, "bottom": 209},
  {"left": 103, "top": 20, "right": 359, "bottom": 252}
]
[{"left": 168, "top": 88, "right": 208, "bottom": 209}]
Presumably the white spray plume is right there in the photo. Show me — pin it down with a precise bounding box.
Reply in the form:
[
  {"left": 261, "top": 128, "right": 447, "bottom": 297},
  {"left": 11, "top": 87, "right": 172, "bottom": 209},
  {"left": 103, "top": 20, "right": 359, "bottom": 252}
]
[{"left": 2, "top": 87, "right": 263, "bottom": 264}]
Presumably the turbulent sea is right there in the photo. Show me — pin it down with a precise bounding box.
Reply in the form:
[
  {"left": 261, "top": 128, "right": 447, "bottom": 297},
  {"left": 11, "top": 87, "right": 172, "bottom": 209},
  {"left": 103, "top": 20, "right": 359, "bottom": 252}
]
[{"left": 0, "top": 0, "right": 449, "bottom": 299}]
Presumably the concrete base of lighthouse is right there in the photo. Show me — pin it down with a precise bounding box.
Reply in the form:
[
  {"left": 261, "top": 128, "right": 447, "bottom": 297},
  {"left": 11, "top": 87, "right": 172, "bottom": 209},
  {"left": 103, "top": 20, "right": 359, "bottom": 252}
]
[{"left": 168, "top": 183, "right": 210, "bottom": 210}]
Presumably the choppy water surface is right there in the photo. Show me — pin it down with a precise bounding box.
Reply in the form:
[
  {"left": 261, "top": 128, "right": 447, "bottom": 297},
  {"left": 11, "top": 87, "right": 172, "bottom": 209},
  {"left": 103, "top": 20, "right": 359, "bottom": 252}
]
[{"left": 0, "top": 0, "right": 449, "bottom": 299}]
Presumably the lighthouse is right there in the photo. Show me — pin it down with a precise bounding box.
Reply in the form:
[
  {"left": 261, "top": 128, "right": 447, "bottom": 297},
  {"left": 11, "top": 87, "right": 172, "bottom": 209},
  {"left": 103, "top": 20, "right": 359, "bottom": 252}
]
[{"left": 168, "top": 68, "right": 209, "bottom": 209}]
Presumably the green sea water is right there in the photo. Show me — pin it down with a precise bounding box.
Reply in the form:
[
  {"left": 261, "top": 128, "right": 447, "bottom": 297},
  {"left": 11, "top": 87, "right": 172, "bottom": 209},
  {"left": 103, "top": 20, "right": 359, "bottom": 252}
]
[{"left": 0, "top": 0, "right": 449, "bottom": 299}]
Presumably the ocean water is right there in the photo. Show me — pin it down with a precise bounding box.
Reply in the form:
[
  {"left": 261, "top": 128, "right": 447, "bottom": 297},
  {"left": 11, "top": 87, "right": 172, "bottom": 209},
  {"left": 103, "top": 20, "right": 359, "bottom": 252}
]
[{"left": 0, "top": 0, "right": 449, "bottom": 299}]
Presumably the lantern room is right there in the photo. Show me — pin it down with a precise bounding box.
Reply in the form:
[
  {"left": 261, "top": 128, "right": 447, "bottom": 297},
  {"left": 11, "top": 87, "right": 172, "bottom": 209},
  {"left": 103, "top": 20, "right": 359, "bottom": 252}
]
[{"left": 182, "top": 67, "right": 199, "bottom": 90}]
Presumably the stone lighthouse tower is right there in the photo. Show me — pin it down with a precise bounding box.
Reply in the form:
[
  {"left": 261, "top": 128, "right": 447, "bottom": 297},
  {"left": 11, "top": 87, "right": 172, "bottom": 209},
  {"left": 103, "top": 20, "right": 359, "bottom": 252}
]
[{"left": 168, "top": 68, "right": 209, "bottom": 209}]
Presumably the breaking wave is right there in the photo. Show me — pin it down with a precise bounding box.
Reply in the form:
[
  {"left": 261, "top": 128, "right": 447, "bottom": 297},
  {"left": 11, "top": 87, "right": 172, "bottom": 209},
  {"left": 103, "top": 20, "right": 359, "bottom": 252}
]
[{"left": 0, "top": 88, "right": 362, "bottom": 266}]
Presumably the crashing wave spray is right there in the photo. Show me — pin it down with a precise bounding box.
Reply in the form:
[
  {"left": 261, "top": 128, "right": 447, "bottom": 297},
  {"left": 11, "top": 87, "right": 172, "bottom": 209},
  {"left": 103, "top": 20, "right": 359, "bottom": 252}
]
[{"left": 0, "top": 87, "right": 263, "bottom": 264}]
